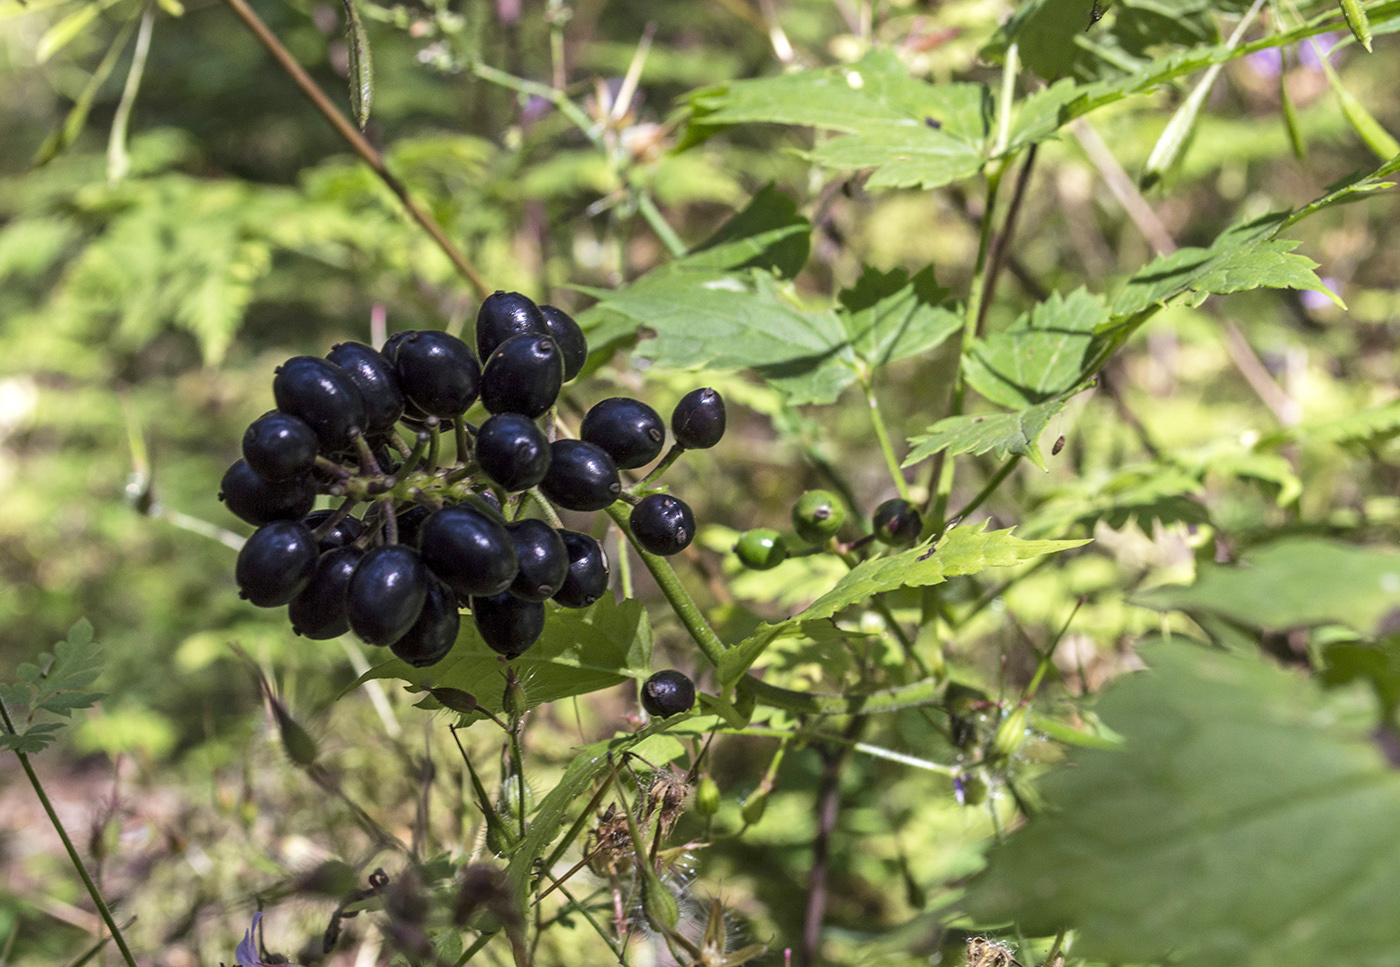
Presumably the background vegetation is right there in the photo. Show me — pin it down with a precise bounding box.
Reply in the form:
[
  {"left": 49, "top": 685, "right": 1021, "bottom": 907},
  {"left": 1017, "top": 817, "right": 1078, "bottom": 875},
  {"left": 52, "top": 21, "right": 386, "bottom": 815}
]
[{"left": 1, "top": 0, "right": 1398, "bottom": 963}]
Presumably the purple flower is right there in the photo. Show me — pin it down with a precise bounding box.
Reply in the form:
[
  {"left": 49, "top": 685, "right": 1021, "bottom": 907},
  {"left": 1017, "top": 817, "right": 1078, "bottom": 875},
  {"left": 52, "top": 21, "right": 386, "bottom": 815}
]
[
  {"left": 1300, "top": 277, "right": 1341, "bottom": 311},
  {"left": 235, "top": 914, "right": 299, "bottom": 967}
]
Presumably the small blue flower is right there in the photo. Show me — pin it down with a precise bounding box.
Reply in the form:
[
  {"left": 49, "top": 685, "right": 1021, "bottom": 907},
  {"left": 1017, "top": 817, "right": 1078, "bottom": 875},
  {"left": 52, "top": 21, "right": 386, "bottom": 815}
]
[{"left": 235, "top": 913, "right": 299, "bottom": 967}]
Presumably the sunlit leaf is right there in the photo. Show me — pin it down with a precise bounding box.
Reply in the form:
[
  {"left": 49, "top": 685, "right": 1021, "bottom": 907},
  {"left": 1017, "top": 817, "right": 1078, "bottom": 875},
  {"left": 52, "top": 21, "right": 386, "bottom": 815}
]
[
  {"left": 904, "top": 389, "right": 1084, "bottom": 472},
  {"left": 964, "top": 288, "right": 1105, "bottom": 408}
]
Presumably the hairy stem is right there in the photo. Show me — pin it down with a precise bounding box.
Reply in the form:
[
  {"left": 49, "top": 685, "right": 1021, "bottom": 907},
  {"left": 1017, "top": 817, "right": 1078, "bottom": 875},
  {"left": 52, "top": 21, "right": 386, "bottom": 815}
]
[
  {"left": 0, "top": 703, "right": 139, "bottom": 967},
  {"left": 218, "top": 0, "right": 489, "bottom": 297}
]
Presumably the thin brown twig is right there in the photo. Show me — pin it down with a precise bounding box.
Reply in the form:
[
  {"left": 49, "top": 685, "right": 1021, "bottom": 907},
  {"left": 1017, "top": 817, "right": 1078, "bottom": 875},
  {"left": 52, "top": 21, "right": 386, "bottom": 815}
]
[
  {"left": 978, "top": 144, "right": 1039, "bottom": 335},
  {"left": 218, "top": 0, "right": 490, "bottom": 298},
  {"left": 799, "top": 717, "right": 864, "bottom": 967}
]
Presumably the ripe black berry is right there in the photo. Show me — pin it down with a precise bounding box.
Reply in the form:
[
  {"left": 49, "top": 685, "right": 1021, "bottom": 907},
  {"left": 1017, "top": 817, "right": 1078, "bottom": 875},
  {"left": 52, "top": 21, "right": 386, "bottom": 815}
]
[
  {"left": 395, "top": 503, "right": 433, "bottom": 548},
  {"left": 476, "top": 291, "right": 548, "bottom": 361},
  {"left": 580, "top": 397, "right": 665, "bottom": 470},
  {"left": 236, "top": 520, "right": 319, "bottom": 607},
  {"left": 418, "top": 506, "right": 519, "bottom": 598},
  {"left": 391, "top": 574, "right": 460, "bottom": 667},
  {"left": 381, "top": 329, "right": 416, "bottom": 363},
  {"left": 540, "top": 441, "right": 621, "bottom": 511},
  {"left": 475, "top": 414, "right": 551, "bottom": 492},
  {"left": 539, "top": 305, "right": 588, "bottom": 381},
  {"left": 242, "top": 411, "right": 318, "bottom": 482},
  {"left": 505, "top": 519, "right": 568, "bottom": 602},
  {"left": 872, "top": 498, "right": 922, "bottom": 547},
  {"left": 393, "top": 330, "right": 482, "bottom": 419},
  {"left": 272, "top": 356, "right": 367, "bottom": 452},
  {"left": 792, "top": 489, "right": 845, "bottom": 545},
  {"left": 347, "top": 545, "right": 430, "bottom": 646},
  {"left": 671, "top": 388, "right": 725, "bottom": 450},
  {"left": 302, "top": 509, "right": 364, "bottom": 551},
  {"left": 630, "top": 494, "right": 695, "bottom": 556},
  {"left": 219, "top": 459, "right": 316, "bottom": 526},
  {"left": 289, "top": 545, "right": 363, "bottom": 638},
  {"left": 480, "top": 334, "right": 563, "bottom": 418},
  {"left": 471, "top": 592, "right": 545, "bottom": 659},
  {"left": 553, "top": 530, "right": 609, "bottom": 608},
  {"left": 641, "top": 669, "right": 695, "bottom": 718},
  {"left": 327, "top": 341, "right": 406, "bottom": 434}
]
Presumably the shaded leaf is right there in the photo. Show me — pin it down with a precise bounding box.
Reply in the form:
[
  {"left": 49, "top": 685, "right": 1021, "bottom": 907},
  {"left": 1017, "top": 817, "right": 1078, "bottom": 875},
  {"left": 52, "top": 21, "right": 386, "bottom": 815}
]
[
  {"left": 0, "top": 620, "right": 105, "bottom": 756},
  {"left": 1140, "top": 538, "right": 1400, "bottom": 637},
  {"left": 964, "top": 640, "right": 1400, "bottom": 967},
  {"left": 964, "top": 288, "right": 1105, "bottom": 408},
  {"left": 1261, "top": 399, "right": 1400, "bottom": 448},
  {"left": 351, "top": 597, "right": 652, "bottom": 715},
  {"left": 685, "top": 183, "right": 810, "bottom": 278},
  {"left": 1323, "top": 638, "right": 1400, "bottom": 720},
  {"left": 839, "top": 265, "right": 960, "bottom": 369},
  {"left": 904, "top": 389, "right": 1084, "bottom": 472},
  {"left": 1024, "top": 463, "right": 1210, "bottom": 536}
]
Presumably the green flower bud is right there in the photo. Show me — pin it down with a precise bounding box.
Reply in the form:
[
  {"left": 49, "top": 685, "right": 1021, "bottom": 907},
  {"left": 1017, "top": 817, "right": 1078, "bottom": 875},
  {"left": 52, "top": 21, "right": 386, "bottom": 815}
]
[
  {"left": 695, "top": 776, "right": 721, "bottom": 817},
  {"left": 643, "top": 872, "right": 680, "bottom": 931},
  {"left": 272, "top": 700, "right": 319, "bottom": 767},
  {"left": 991, "top": 703, "right": 1030, "bottom": 760},
  {"left": 741, "top": 788, "right": 768, "bottom": 826},
  {"left": 503, "top": 671, "right": 527, "bottom": 721}
]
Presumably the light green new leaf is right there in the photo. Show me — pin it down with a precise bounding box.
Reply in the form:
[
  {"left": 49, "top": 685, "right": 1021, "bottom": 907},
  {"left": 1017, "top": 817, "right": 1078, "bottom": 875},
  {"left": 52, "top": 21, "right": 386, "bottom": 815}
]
[
  {"left": 1140, "top": 538, "right": 1400, "bottom": 637},
  {"left": 719, "top": 524, "right": 1087, "bottom": 686},
  {"left": 686, "top": 50, "right": 989, "bottom": 190},
  {"left": 964, "top": 288, "right": 1106, "bottom": 408},
  {"left": 1111, "top": 215, "right": 1340, "bottom": 316},
  {"left": 351, "top": 597, "right": 652, "bottom": 715},
  {"left": 341, "top": 0, "right": 374, "bottom": 130},
  {"left": 964, "top": 640, "right": 1400, "bottom": 967},
  {"left": 800, "top": 522, "right": 1088, "bottom": 623},
  {"left": 838, "top": 265, "right": 960, "bottom": 369},
  {"left": 904, "top": 389, "right": 1083, "bottom": 471}
]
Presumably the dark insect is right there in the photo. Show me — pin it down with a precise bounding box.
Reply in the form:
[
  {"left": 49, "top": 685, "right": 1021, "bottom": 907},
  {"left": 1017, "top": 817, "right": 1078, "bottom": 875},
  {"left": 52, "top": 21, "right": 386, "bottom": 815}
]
[{"left": 1052, "top": 434, "right": 1066, "bottom": 456}]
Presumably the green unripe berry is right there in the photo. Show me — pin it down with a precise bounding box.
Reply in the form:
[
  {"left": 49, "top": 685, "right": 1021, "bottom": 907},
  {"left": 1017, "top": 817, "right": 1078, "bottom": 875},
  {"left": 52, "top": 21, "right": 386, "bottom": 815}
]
[
  {"left": 643, "top": 872, "right": 680, "bottom": 931},
  {"left": 792, "top": 489, "right": 845, "bottom": 545},
  {"left": 741, "top": 788, "right": 768, "bottom": 826},
  {"left": 695, "top": 776, "right": 721, "bottom": 817},
  {"left": 734, "top": 529, "right": 789, "bottom": 570}
]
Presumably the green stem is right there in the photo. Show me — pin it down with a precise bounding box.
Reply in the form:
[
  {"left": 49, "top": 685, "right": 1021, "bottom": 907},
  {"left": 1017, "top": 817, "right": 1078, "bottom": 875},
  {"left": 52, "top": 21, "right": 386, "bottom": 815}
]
[
  {"left": 633, "top": 444, "right": 685, "bottom": 491},
  {"left": 541, "top": 872, "right": 626, "bottom": 963},
  {"left": 525, "top": 488, "right": 566, "bottom": 529},
  {"left": 509, "top": 729, "right": 528, "bottom": 836},
  {"left": 740, "top": 674, "right": 944, "bottom": 717},
  {"left": 604, "top": 503, "right": 725, "bottom": 669},
  {"left": 635, "top": 192, "right": 687, "bottom": 259},
  {"left": 946, "top": 456, "right": 1020, "bottom": 533},
  {"left": 862, "top": 374, "right": 912, "bottom": 502},
  {"left": 0, "top": 704, "right": 139, "bottom": 967},
  {"left": 453, "top": 930, "right": 496, "bottom": 967},
  {"left": 470, "top": 60, "right": 603, "bottom": 149}
]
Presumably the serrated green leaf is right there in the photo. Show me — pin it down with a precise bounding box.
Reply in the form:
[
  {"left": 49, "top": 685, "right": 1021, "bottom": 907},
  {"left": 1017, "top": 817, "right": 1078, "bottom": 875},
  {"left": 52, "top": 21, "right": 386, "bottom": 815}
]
[
  {"left": 965, "top": 288, "right": 1105, "bottom": 408},
  {"left": 351, "top": 597, "right": 652, "bottom": 714},
  {"left": 1261, "top": 399, "right": 1400, "bottom": 448},
  {"left": 718, "top": 524, "right": 1087, "bottom": 686},
  {"left": 685, "top": 50, "right": 989, "bottom": 190},
  {"left": 0, "top": 723, "right": 68, "bottom": 755},
  {"left": 1110, "top": 216, "right": 1341, "bottom": 315},
  {"left": 1023, "top": 463, "right": 1209, "bottom": 536},
  {"left": 1140, "top": 538, "right": 1400, "bottom": 637},
  {"left": 839, "top": 265, "right": 960, "bottom": 369},
  {"left": 904, "top": 390, "right": 1082, "bottom": 472},
  {"left": 1283, "top": 151, "right": 1399, "bottom": 227},
  {"left": 964, "top": 640, "right": 1400, "bottom": 967},
  {"left": 341, "top": 0, "right": 373, "bottom": 129},
  {"left": 684, "top": 183, "right": 810, "bottom": 278}
]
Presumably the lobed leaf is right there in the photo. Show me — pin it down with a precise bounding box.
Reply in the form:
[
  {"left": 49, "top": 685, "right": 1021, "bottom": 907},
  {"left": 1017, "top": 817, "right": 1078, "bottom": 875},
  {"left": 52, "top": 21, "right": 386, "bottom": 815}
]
[
  {"left": 964, "top": 287, "right": 1105, "bottom": 408},
  {"left": 964, "top": 640, "right": 1400, "bottom": 967},
  {"left": 904, "top": 389, "right": 1084, "bottom": 472}
]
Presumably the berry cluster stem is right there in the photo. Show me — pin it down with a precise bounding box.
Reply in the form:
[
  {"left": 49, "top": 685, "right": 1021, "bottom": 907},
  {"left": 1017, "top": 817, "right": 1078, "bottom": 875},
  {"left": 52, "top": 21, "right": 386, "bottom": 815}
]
[
  {"left": 0, "top": 702, "right": 140, "bottom": 967},
  {"left": 861, "top": 374, "right": 912, "bottom": 503},
  {"left": 604, "top": 502, "right": 725, "bottom": 669}
]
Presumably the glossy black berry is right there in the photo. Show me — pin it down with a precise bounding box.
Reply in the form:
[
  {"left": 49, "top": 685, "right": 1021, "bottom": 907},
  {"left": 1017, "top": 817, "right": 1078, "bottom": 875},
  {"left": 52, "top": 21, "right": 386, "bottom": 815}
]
[
  {"left": 553, "top": 530, "right": 609, "bottom": 608},
  {"left": 872, "top": 498, "right": 922, "bottom": 547},
  {"left": 540, "top": 441, "right": 620, "bottom": 511},
  {"left": 671, "top": 388, "right": 725, "bottom": 450},
  {"left": 236, "top": 520, "right": 319, "bottom": 607},
  {"left": 396, "top": 503, "right": 432, "bottom": 548},
  {"left": 289, "top": 545, "right": 363, "bottom": 638},
  {"left": 219, "top": 459, "right": 316, "bottom": 526},
  {"left": 475, "top": 414, "right": 551, "bottom": 492},
  {"left": 480, "top": 334, "right": 563, "bottom": 418},
  {"left": 347, "top": 545, "right": 430, "bottom": 646},
  {"left": 539, "top": 305, "right": 588, "bottom": 381},
  {"left": 792, "top": 489, "right": 845, "bottom": 545},
  {"left": 393, "top": 330, "right": 481, "bottom": 419},
  {"left": 301, "top": 509, "right": 364, "bottom": 551},
  {"left": 476, "top": 291, "right": 548, "bottom": 361},
  {"left": 242, "top": 411, "right": 318, "bottom": 482},
  {"left": 580, "top": 397, "right": 666, "bottom": 470},
  {"left": 327, "top": 341, "right": 405, "bottom": 434},
  {"left": 418, "top": 506, "right": 519, "bottom": 598},
  {"left": 272, "top": 356, "right": 367, "bottom": 453},
  {"left": 471, "top": 592, "right": 545, "bottom": 659},
  {"left": 630, "top": 494, "right": 695, "bottom": 556},
  {"left": 641, "top": 670, "right": 695, "bottom": 719},
  {"left": 505, "top": 519, "right": 568, "bottom": 602},
  {"left": 382, "top": 329, "right": 417, "bottom": 363},
  {"left": 391, "top": 574, "right": 460, "bottom": 667}
]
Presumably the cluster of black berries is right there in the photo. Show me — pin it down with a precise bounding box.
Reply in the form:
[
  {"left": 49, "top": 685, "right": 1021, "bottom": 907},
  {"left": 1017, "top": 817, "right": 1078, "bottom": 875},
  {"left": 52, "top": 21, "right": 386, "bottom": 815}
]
[
  {"left": 221, "top": 291, "right": 726, "bottom": 666},
  {"left": 733, "top": 492, "right": 923, "bottom": 570}
]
